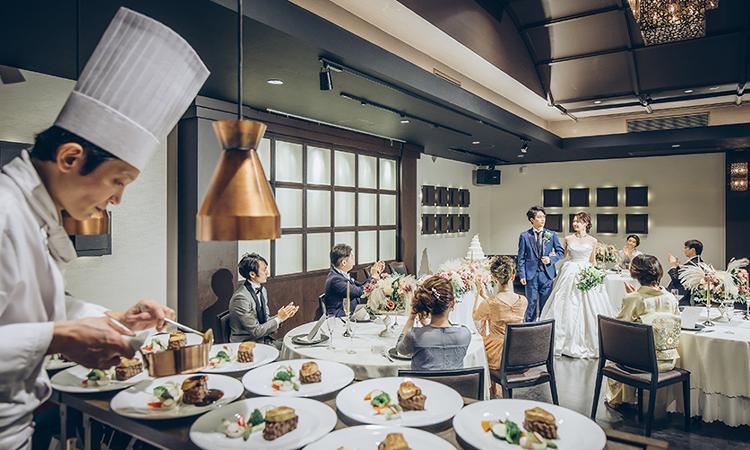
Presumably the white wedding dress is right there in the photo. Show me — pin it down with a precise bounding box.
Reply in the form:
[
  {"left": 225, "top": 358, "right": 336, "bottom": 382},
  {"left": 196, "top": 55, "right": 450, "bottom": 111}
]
[{"left": 540, "top": 240, "right": 617, "bottom": 358}]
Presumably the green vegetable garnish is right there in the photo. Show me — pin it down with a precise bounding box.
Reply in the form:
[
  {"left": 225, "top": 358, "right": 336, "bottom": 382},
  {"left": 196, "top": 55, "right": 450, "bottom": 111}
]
[
  {"left": 153, "top": 385, "right": 173, "bottom": 401},
  {"left": 242, "top": 424, "right": 253, "bottom": 441},
  {"left": 548, "top": 442, "right": 558, "bottom": 449},
  {"left": 215, "top": 350, "right": 231, "bottom": 361},
  {"left": 371, "top": 392, "right": 391, "bottom": 407},
  {"left": 504, "top": 420, "right": 521, "bottom": 445},
  {"left": 249, "top": 408, "right": 265, "bottom": 427},
  {"left": 274, "top": 370, "right": 293, "bottom": 381},
  {"left": 87, "top": 369, "right": 106, "bottom": 380}
]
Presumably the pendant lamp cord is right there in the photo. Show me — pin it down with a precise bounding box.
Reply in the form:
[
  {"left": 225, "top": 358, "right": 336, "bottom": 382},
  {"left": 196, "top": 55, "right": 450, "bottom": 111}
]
[
  {"left": 237, "top": 0, "right": 243, "bottom": 120},
  {"left": 75, "top": 0, "right": 80, "bottom": 78}
]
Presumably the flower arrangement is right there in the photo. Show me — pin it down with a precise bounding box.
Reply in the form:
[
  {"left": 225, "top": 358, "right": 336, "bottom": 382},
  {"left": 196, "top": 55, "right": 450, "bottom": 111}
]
[
  {"left": 679, "top": 262, "right": 741, "bottom": 304},
  {"left": 364, "top": 273, "right": 417, "bottom": 314},
  {"left": 575, "top": 266, "right": 606, "bottom": 292},
  {"left": 595, "top": 243, "right": 619, "bottom": 265},
  {"left": 435, "top": 258, "right": 494, "bottom": 299},
  {"left": 728, "top": 258, "right": 749, "bottom": 304}
]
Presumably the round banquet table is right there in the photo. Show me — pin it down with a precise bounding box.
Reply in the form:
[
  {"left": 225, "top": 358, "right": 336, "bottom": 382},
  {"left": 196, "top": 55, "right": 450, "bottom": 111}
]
[
  {"left": 280, "top": 315, "right": 490, "bottom": 398},
  {"left": 665, "top": 306, "right": 750, "bottom": 426},
  {"left": 603, "top": 271, "right": 638, "bottom": 311},
  {"left": 449, "top": 290, "right": 479, "bottom": 333}
]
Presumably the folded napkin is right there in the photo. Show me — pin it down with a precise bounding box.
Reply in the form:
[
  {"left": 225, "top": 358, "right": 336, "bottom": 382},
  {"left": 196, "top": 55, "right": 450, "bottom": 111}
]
[{"left": 352, "top": 307, "right": 370, "bottom": 321}]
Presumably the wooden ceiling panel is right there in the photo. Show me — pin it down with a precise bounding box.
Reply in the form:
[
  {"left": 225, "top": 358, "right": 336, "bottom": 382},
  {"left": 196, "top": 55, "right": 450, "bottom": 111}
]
[
  {"left": 544, "top": 53, "right": 633, "bottom": 102},
  {"left": 509, "top": 0, "right": 620, "bottom": 26}
]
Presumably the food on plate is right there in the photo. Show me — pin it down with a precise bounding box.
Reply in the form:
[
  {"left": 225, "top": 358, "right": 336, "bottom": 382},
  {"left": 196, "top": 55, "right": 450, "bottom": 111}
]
[
  {"left": 182, "top": 374, "right": 209, "bottom": 405},
  {"left": 168, "top": 331, "right": 187, "bottom": 350},
  {"left": 364, "top": 390, "right": 402, "bottom": 420},
  {"left": 481, "top": 416, "right": 558, "bottom": 449},
  {"left": 523, "top": 407, "right": 558, "bottom": 440},
  {"left": 141, "top": 337, "right": 167, "bottom": 353},
  {"left": 299, "top": 361, "right": 321, "bottom": 384},
  {"left": 208, "top": 345, "right": 233, "bottom": 368},
  {"left": 237, "top": 341, "right": 256, "bottom": 363},
  {"left": 263, "top": 406, "right": 299, "bottom": 441},
  {"left": 271, "top": 365, "right": 300, "bottom": 391},
  {"left": 378, "top": 432, "right": 410, "bottom": 450},
  {"left": 397, "top": 381, "right": 426, "bottom": 411},
  {"left": 115, "top": 357, "right": 143, "bottom": 381},
  {"left": 220, "top": 408, "right": 266, "bottom": 440},
  {"left": 81, "top": 368, "right": 113, "bottom": 387},
  {"left": 148, "top": 382, "right": 180, "bottom": 409}
]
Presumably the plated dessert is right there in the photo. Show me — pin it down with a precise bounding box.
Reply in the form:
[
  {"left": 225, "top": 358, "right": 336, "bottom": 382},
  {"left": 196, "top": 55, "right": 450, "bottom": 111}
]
[
  {"left": 378, "top": 432, "right": 410, "bottom": 450},
  {"left": 481, "top": 407, "right": 559, "bottom": 449}
]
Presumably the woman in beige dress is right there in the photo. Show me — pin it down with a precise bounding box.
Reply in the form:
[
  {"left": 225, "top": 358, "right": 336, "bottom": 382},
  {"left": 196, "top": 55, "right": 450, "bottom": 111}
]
[
  {"left": 606, "top": 254, "right": 681, "bottom": 406},
  {"left": 473, "top": 256, "right": 528, "bottom": 371}
]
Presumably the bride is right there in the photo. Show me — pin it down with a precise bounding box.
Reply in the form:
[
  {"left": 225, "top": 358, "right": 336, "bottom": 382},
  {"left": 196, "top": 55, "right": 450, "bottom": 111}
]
[{"left": 540, "top": 212, "right": 616, "bottom": 358}]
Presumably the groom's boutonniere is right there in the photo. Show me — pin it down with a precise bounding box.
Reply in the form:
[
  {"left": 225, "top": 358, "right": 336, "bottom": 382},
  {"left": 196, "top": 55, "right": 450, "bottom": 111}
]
[{"left": 543, "top": 231, "right": 553, "bottom": 242}]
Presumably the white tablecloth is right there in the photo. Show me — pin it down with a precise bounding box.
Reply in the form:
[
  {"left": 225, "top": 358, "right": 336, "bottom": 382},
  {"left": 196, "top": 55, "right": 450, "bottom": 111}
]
[
  {"left": 665, "top": 307, "right": 750, "bottom": 426},
  {"left": 603, "top": 272, "right": 637, "bottom": 312},
  {"left": 280, "top": 316, "right": 490, "bottom": 398},
  {"left": 449, "top": 290, "right": 479, "bottom": 332}
]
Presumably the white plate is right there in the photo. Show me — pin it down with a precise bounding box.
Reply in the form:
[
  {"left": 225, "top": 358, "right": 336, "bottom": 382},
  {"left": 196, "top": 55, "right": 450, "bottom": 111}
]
[
  {"left": 302, "top": 425, "right": 455, "bottom": 450},
  {"left": 51, "top": 364, "right": 148, "bottom": 394},
  {"left": 335, "top": 376, "right": 463, "bottom": 427},
  {"left": 242, "top": 359, "right": 354, "bottom": 398},
  {"left": 110, "top": 374, "right": 243, "bottom": 420},
  {"left": 190, "top": 396, "right": 336, "bottom": 450},
  {"left": 45, "top": 355, "right": 77, "bottom": 371},
  {"left": 452, "top": 399, "right": 606, "bottom": 450},
  {"left": 201, "top": 343, "right": 279, "bottom": 373}
]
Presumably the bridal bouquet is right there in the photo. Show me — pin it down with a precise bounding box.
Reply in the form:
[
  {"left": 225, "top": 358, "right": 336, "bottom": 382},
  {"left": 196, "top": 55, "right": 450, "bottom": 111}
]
[
  {"left": 436, "top": 258, "right": 494, "bottom": 299},
  {"left": 364, "top": 273, "right": 417, "bottom": 314},
  {"left": 595, "top": 243, "right": 619, "bottom": 266},
  {"left": 575, "top": 266, "right": 606, "bottom": 292}
]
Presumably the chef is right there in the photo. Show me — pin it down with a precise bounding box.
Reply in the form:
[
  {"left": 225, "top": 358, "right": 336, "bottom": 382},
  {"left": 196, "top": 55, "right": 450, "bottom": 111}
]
[{"left": 0, "top": 8, "right": 209, "bottom": 449}]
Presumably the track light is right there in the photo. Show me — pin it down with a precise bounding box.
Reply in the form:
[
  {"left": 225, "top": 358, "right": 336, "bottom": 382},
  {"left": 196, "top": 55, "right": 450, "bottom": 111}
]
[
  {"left": 319, "top": 65, "right": 333, "bottom": 91},
  {"left": 520, "top": 140, "right": 529, "bottom": 154}
]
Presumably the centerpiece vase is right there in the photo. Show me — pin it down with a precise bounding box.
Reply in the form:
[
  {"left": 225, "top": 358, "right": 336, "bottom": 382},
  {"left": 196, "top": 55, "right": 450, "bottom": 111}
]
[{"left": 702, "top": 290, "right": 715, "bottom": 327}]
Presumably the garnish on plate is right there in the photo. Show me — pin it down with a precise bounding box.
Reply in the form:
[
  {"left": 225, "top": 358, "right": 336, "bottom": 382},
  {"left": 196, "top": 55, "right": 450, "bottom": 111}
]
[
  {"left": 220, "top": 408, "right": 266, "bottom": 440},
  {"left": 147, "top": 382, "right": 180, "bottom": 409},
  {"left": 480, "top": 407, "right": 559, "bottom": 449},
  {"left": 271, "top": 365, "right": 300, "bottom": 391},
  {"left": 82, "top": 368, "right": 113, "bottom": 387},
  {"left": 364, "top": 390, "right": 402, "bottom": 420},
  {"left": 208, "top": 346, "right": 233, "bottom": 368},
  {"left": 141, "top": 337, "right": 167, "bottom": 353}
]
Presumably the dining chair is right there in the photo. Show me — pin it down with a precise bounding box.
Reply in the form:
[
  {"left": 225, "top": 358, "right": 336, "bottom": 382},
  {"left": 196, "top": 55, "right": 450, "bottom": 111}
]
[
  {"left": 490, "top": 319, "right": 559, "bottom": 404},
  {"left": 389, "top": 261, "right": 408, "bottom": 275},
  {"left": 591, "top": 315, "right": 690, "bottom": 437},
  {"left": 398, "top": 367, "right": 485, "bottom": 400},
  {"left": 216, "top": 310, "right": 231, "bottom": 343}
]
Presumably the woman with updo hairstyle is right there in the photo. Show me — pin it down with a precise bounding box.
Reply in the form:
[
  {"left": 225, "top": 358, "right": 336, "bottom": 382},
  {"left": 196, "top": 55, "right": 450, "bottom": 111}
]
[
  {"left": 619, "top": 234, "right": 642, "bottom": 270},
  {"left": 396, "top": 275, "right": 472, "bottom": 370},
  {"left": 473, "top": 256, "right": 528, "bottom": 372},
  {"left": 606, "top": 254, "right": 680, "bottom": 408}
]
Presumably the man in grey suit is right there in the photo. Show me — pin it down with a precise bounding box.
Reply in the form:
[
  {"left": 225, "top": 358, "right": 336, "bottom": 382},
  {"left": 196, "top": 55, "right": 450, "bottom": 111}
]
[{"left": 229, "top": 253, "right": 298, "bottom": 344}]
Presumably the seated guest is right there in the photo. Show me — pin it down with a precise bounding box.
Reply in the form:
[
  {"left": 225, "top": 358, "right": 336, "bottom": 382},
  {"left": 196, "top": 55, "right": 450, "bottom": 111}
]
[
  {"left": 396, "top": 275, "right": 472, "bottom": 370},
  {"left": 606, "top": 255, "right": 680, "bottom": 407},
  {"left": 323, "top": 244, "right": 384, "bottom": 317},
  {"left": 473, "top": 256, "right": 528, "bottom": 370},
  {"left": 667, "top": 239, "right": 704, "bottom": 306},
  {"left": 619, "top": 234, "right": 642, "bottom": 270},
  {"left": 229, "top": 253, "right": 299, "bottom": 344}
]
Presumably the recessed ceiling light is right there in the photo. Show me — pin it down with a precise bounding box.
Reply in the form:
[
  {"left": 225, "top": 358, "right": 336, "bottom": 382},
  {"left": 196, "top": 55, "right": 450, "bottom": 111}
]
[
  {"left": 472, "top": 141, "right": 480, "bottom": 145},
  {"left": 266, "top": 79, "right": 284, "bottom": 85},
  {"left": 593, "top": 100, "right": 602, "bottom": 105},
  {"left": 517, "top": 154, "right": 525, "bottom": 158},
  {"left": 672, "top": 144, "right": 681, "bottom": 148},
  {"left": 709, "top": 86, "right": 720, "bottom": 90},
  {"left": 684, "top": 89, "right": 694, "bottom": 94},
  {"left": 399, "top": 118, "right": 410, "bottom": 124}
]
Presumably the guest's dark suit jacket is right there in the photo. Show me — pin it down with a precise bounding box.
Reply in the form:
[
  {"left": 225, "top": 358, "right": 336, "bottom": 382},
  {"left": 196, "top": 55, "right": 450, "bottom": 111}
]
[
  {"left": 323, "top": 267, "right": 369, "bottom": 317},
  {"left": 228, "top": 282, "right": 279, "bottom": 343},
  {"left": 667, "top": 255, "right": 704, "bottom": 306}
]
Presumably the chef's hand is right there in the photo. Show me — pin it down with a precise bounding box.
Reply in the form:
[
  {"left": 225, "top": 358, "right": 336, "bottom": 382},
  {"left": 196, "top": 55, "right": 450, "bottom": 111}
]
[
  {"left": 668, "top": 254, "right": 679, "bottom": 268},
  {"left": 109, "top": 299, "right": 176, "bottom": 331},
  {"left": 541, "top": 256, "right": 551, "bottom": 265},
  {"left": 277, "top": 302, "right": 299, "bottom": 322},
  {"left": 50, "top": 317, "right": 134, "bottom": 369}
]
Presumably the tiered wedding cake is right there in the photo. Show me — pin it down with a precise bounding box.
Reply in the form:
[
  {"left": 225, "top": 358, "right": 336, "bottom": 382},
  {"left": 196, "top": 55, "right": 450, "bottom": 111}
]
[{"left": 465, "top": 235, "right": 486, "bottom": 261}]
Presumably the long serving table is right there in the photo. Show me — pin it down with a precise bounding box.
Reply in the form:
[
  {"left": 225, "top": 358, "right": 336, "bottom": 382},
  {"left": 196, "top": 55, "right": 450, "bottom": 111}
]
[{"left": 51, "top": 381, "right": 667, "bottom": 450}]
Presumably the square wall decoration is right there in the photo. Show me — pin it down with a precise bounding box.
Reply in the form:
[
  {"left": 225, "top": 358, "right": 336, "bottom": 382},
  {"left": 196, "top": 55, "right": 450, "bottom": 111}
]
[
  {"left": 596, "top": 214, "right": 618, "bottom": 234},
  {"left": 421, "top": 214, "right": 436, "bottom": 234},
  {"left": 448, "top": 188, "right": 460, "bottom": 207},
  {"left": 626, "top": 186, "right": 648, "bottom": 207},
  {"left": 545, "top": 214, "right": 563, "bottom": 233},
  {"left": 459, "top": 189, "right": 471, "bottom": 207},
  {"left": 596, "top": 187, "right": 618, "bottom": 207},
  {"left": 421, "top": 185, "right": 436, "bottom": 206},
  {"left": 459, "top": 214, "right": 470, "bottom": 232},
  {"left": 569, "top": 188, "right": 590, "bottom": 207},
  {"left": 626, "top": 214, "right": 649, "bottom": 234},
  {"left": 436, "top": 187, "right": 450, "bottom": 207},
  {"left": 543, "top": 189, "right": 563, "bottom": 208}
]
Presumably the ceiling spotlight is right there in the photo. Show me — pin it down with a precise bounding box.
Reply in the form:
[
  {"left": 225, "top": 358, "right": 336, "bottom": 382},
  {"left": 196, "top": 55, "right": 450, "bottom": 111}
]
[
  {"left": 517, "top": 154, "right": 525, "bottom": 158},
  {"left": 319, "top": 65, "right": 333, "bottom": 91},
  {"left": 593, "top": 100, "right": 602, "bottom": 105},
  {"left": 399, "top": 116, "right": 410, "bottom": 124},
  {"left": 709, "top": 86, "right": 720, "bottom": 90},
  {"left": 266, "top": 79, "right": 284, "bottom": 85},
  {"left": 684, "top": 89, "right": 694, "bottom": 94},
  {"left": 672, "top": 144, "right": 681, "bottom": 148},
  {"left": 472, "top": 141, "right": 480, "bottom": 145},
  {"left": 520, "top": 139, "right": 529, "bottom": 154}
]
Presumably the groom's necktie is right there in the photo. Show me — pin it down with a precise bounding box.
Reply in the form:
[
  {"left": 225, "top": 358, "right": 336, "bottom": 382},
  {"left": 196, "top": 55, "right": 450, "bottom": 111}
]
[{"left": 535, "top": 230, "right": 543, "bottom": 255}]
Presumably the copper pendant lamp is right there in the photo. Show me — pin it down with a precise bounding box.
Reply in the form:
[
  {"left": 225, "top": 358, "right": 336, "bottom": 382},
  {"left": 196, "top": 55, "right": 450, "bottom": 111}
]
[
  {"left": 62, "top": 209, "right": 109, "bottom": 236},
  {"left": 196, "top": 0, "right": 280, "bottom": 241}
]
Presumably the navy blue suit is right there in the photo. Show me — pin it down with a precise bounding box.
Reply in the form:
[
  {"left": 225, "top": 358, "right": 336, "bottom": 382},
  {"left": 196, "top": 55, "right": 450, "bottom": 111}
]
[
  {"left": 323, "top": 268, "right": 368, "bottom": 317},
  {"left": 517, "top": 228, "right": 565, "bottom": 322}
]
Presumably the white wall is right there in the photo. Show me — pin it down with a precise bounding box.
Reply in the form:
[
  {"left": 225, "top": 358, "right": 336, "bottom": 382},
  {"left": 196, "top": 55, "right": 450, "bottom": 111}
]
[
  {"left": 0, "top": 69, "right": 168, "bottom": 312},
  {"left": 416, "top": 156, "right": 491, "bottom": 272},
  {"left": 482, "top": 153, "right": 726, "bottom": 282}
]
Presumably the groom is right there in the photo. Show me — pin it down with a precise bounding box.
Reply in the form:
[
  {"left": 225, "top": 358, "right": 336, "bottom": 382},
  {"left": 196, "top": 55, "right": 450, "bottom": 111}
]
[{"left": 518, "top": 206, "right": 565, "bottom": 322}]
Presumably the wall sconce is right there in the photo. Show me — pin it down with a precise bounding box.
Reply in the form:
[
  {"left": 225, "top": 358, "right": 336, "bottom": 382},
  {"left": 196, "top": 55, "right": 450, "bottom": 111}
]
[{"left": 730, "top": 162, "right": 748, "bottom": 192}]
